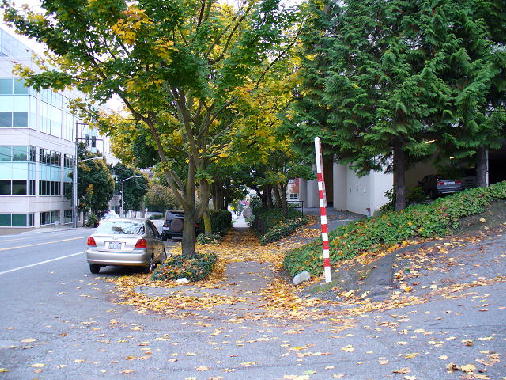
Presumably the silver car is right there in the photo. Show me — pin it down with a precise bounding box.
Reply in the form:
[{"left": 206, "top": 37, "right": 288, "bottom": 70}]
[{"left": 85, "top": 218, "right": 167, "bottom": 274}]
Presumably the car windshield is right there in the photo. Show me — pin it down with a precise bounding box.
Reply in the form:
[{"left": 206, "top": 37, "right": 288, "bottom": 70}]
[{"left": 96, "top": 220, "right": 145, "bottom": 235}]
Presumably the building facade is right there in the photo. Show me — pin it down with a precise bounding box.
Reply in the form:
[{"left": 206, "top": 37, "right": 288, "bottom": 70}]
[{"left": 0, "top": 28, "right": 105, "bottom": 229}]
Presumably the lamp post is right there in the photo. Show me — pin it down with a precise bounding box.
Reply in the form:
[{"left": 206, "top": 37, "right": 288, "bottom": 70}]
[{"left": 120, "top": 175, "right": 142, "bottom": 217}]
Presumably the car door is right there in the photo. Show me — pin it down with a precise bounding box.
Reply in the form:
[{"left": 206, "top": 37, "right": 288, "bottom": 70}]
[{"left": 147, "top": 221, "right": 162, "bottom": 262}]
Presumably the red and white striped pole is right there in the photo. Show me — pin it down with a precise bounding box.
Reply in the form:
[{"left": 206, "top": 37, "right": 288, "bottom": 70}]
[{"left": 315, "top": 137, "right": 332, "bottom": 283}]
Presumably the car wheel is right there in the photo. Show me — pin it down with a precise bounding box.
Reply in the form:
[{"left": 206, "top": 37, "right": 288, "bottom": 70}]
[
  {"left": 160, "top": 247, "right": 167, "bottom": 263},
  {"left": 144, "top": 256, "right": 156, "bottom": 273},
  {"left": 89, "top": 264, "right": 101, "bottom": 274},
  {"left": 161, "top": 233, "right": 167, "bottom": 241},
  {"left": 430, "top": 190, "right": 438, "bottom": 199}
]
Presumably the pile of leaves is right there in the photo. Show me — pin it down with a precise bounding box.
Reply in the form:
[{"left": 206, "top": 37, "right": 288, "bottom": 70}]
[
  {"left": 284, "top": 181, "right": 506, "bottom": 277},
  {"left": 151, "top": 253, "right": 218, "bottom": 282},
  {"left": 251, "top": 207, "right": 309, "bottom": 244}
]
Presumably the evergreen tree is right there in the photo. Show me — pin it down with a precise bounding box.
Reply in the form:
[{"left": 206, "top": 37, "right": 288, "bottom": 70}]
[{"left": 294, "top": 0, "right": 505, "bottom": 209}]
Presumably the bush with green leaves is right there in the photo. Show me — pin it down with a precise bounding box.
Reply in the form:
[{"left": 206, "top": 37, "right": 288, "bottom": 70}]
[
  {"left": 252, "top": 207, "right": 308, "bottom": 244},
  {"left": 284, "top": 181, "right": 506, "bottom": 277},
  {"left": 259, "top": 217, "right": 308, "bottom": 245},
  {"left": 209, "top": 210, "right": 232, "bottom": 235},
  {"left": 197, "top": 233, "right": 222, "bottom": 245},
  {"left": 151, "top": 253, "right": 218, "bottom": 282}
]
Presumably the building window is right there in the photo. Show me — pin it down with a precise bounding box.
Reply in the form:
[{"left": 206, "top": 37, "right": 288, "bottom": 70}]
[
  {"left": 0, "top": 78, "right": 12, "bottom": 94},
  {"left": 29, "top": 146, "right": 37, "bottom": 162},
  {"left": 12, "top": 214, "right": 27, "bottom": 227},
  {"left": 13, "top": 112, "right": 28, "bottom": 127},
  {"left": 0, "top": 112, "right": 11, "bottom": 127},
  {"left": 0, "top": 214, "right": 10, "bottom": 226},
  {"left": 12, "top": 180, "right": 27, "bottom": 195},
  {"left": 13, "top": 79, "right": 29, "bottom": 95},
  {"left": 0, "top": 213, "right": 33, "bottom": 227},
  {"left": 0, "top": 146, "right": 10, "bottom": 161},
  {"left": 12, "top": 146, "right": 27, "bottom": 161},
  {"left": 39, "top": 180, "right": 62, "bottom": 196},
  {"left": 0, "top": 180, "right": 10, "bottom": 195},
  {"left": 41, "top": 210, "right": 60, "bottom": 225},
  {"left": 64, "top": 209, "right": 72, "bottom": 223}
]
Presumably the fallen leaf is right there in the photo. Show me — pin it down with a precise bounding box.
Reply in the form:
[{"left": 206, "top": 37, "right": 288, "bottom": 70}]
[
  {"left": 120, "top": 369, "right": 135, "bottom": 374},
  {"left": 196, "top": 366, "right": 209, "bottom": 371},
  {"left": 31, "top": 363, "right": 45, "bottom": 368},
  {"left": 439, "top": 355, "right": 448, "bottom": 360},
  {"left": 392, "top": 368, "right": 410, "bottom": 374},
  {"left": 460, "top": 364, "right": 476, "bottom": 373},
  {"left": 21, "top": 338, "right": 37, "bottom": 343},
  {"left": 341, "top": 345, "right": 354, "bottom": 352}
]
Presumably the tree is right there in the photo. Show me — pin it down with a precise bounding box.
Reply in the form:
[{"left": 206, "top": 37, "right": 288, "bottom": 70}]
[
  {"left": 293, "top": 0, "right": 505, "bottom": 209},
  {"left": 74, "top": 143, "right": 114, "bottom": 215},
  {"left": 112, "top": 163, "right": 148, "bottom": 211},
  {"left": 145, "top": 182, "right": 179, "bottom": 213},
  {"left": 2, "top": 0, "right": 298, "bottom": 256}
]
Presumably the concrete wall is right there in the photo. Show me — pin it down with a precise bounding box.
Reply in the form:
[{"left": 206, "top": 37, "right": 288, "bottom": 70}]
[
  {"left": 405, "top": 160, "right": 436, "bottom": 190},
  {"left": 299, "top": 162, "right": 393, "bottom": 215}
]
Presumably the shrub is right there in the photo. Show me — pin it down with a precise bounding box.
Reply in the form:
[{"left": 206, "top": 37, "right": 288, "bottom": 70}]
[
  {"left": 197, "top": 232, "right": 222, "bottom": 245},
  {"left": 251, "top": 207, "right": 308, "bottom": 244},
  {"left": 259, "top": 217, "right": 308, "bottom": 245},
  {"left": 151, "top": 253, "right": 218, "bottom": 282},
  {"left": 284, "top": 181, "right": 506, "bottom": 277},
  {"left": 209, "top": 210, "right": 232, "bottom": 235}
]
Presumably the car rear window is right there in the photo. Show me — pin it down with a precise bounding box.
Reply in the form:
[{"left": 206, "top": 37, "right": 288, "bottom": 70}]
[{"left": 96, "top": 220, "right": 145, "bottom": 235}]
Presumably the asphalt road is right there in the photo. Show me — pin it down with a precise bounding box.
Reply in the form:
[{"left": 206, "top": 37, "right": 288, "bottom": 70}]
[{"left": 0, "top": 228, "right": 504, "bottom": 379}]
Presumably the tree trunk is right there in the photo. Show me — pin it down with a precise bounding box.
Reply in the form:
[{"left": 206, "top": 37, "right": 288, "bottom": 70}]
[
  {"left": 476, "top": 147, "right": 488, "bottom": 187},
  {"left": 202, "top": 211, "right": 212, "bottom": 234},
  {"left": 393, "top": 141, "right": 407, "bottom": 211},
  {"left": 280, "top": 183, "right": 288, "bottom": 215},
  {"left": 273, "top": 185, "right": 282, "bottom": 208},
  {"left": 265, "top": 185, "right": 273, "bottom": 208},
  {"left": 182, "top": 160, "right": 197, "bottom": 257}
]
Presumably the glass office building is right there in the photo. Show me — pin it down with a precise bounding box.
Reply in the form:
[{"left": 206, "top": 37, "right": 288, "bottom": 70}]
[{"left": 0, "top": 29, "right": 81, "bottom": 228}]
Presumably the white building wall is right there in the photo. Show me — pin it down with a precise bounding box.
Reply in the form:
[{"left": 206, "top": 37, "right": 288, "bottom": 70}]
[{"left": 333, "top": 163, "right": 347, "bottom": 210}]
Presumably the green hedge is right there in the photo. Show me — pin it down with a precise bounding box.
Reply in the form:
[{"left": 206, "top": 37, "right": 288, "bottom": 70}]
[
  {"left": 151, "top": 253, "right": 218, "bottom": 282},
  {"left": 251, "top": 207, "right": 308, "bottom": 244},
  {"left": 260, "top": 217, "right": 308, "bottom": 244},
  {"left": 283, "top": 181, "right": 506, "bottom": 277},
  {"left": 209, "top": 210, "right": 232, "bottom": 235}
]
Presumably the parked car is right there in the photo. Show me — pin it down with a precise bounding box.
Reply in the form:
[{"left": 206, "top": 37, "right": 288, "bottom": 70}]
[
  {"left": 419, "top": 175, "right": 465, "bottom": 198},
  {"left": 161, "top": 210, "right": 201, "bottom": 241},
  {"left": 85, "top": 218, "right": 166, "bottom": 274}
]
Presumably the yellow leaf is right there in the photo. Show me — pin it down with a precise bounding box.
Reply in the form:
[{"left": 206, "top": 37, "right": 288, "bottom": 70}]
[
  {"left": 403, "top": 353, "right": 419, "bottom": 359},
  {"left": 120, "top": 369, "right": 135, "bottom": 374},
  {"left": 438, "top": 355, "right": 448, "bottom": 360},
  {"left": 392, "top": 368, "right": 410, "bottom": 374},
  {"left": 196, "top": 366, "right": 209, "bottom": 371},
  {"left": 460, "top": 364, "right": 476, "bottom": 373},
  {"left": 0, "top": 368, "right": 9, "bottom": 373},
  {"left": 341, "top": 345, "right": 354, "bottom": 352},
  {"left": 21, "top": 338, "right": 37, "bottom": 343},
  {"left": 31, "top": 363, "right": 45, "bottom": 368}
]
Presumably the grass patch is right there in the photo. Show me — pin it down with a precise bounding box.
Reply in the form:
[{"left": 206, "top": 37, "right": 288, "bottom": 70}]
[{"left": 284, "top": 181, "right": 506, "bottom": 277}]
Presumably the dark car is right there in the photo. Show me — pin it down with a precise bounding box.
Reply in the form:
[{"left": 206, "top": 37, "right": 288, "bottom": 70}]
[
  {"left": 419, "top": 175, "right": 465, "bottom": 198},
  {"left": 161, "top": 210, "right": 201, "bottom": 241}
]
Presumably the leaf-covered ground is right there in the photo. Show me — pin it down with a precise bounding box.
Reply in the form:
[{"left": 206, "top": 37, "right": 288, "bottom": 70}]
[{"left": 98, "top": 217, "right": 506, "bottom": 379}]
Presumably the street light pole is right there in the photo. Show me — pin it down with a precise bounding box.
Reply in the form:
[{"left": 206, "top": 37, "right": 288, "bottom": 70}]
[
  {"left": 73, "top": 119, "right": 103, "bottom": 228},
  {"left": 120, "top": 175, "right": 142, "bottom": 217}
]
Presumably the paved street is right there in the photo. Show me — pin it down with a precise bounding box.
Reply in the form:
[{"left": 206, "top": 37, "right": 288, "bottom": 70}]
[{"left": 0, "top": 227, "right": 505, "bottom": 379}]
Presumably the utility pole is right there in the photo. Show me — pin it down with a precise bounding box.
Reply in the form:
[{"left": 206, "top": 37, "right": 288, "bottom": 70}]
[{"left": 73, "top": 121, "right": 80, "bottom": 228}]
